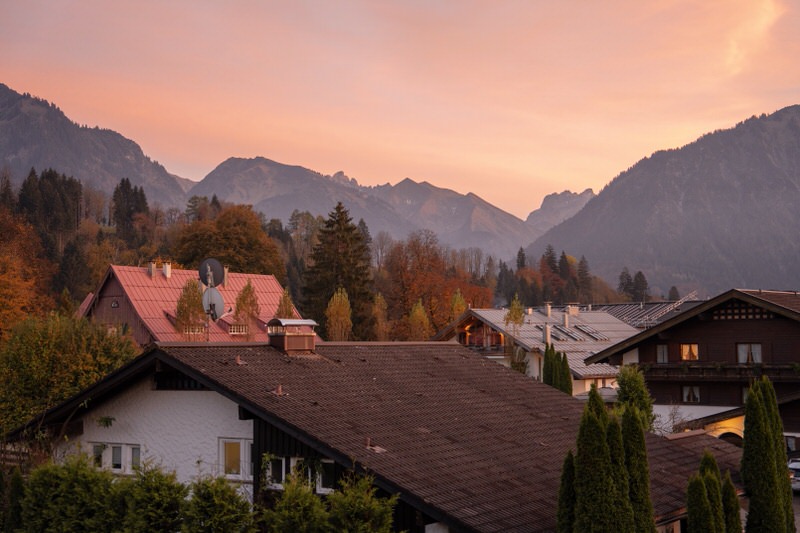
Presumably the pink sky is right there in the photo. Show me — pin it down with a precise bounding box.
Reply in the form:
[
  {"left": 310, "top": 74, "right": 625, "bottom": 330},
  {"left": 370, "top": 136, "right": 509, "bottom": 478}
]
[{"left": 2, "top": 1, "right": 799, "bottom": 218}]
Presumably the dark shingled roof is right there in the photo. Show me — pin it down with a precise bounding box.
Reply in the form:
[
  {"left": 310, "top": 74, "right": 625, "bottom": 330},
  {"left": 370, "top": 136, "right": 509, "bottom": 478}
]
[{"left": 149, "top": 341, "right": 740, "bottom": 532}]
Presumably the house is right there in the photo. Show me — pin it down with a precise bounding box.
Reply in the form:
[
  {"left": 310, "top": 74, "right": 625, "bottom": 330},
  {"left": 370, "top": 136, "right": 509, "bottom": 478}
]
[
  {"left": 79, "top": 263, "right": 301, "bottom": 346},
  {"left": 12, "top": 329, "right": 741, "bottom": 532},
  {"left": 584, "top": 288, "right": 800, "bottom": 446},
  {"left": 433, "top": 304, "right": 638, "bottom": 394}
]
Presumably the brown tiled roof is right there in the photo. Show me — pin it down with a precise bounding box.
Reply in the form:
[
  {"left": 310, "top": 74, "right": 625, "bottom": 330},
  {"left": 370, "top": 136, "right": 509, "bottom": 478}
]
[
  {"left": 83, "top": 265, "right": 297, "bottom": 342},
  {"left": 149, "top": 341, "right": 740, "bottom": 532}
]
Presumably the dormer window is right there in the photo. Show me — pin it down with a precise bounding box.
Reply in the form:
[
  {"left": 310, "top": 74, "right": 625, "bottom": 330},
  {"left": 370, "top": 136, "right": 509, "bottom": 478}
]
[{"left": 228, "top": 323, "right": 249, "bottom": 336}]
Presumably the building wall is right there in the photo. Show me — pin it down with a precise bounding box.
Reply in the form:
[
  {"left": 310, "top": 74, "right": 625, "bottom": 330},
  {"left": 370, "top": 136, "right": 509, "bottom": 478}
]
[
  {"left": 55, "top": 376, "right": 253, "bottom": 490},
  {"left": 90, "top": 275, "right": 153, "bottom": 346}
]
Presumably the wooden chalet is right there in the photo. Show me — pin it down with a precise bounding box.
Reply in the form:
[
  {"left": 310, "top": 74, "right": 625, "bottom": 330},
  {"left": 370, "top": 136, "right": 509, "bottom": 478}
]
[{"left": 585, "top": 288, "right": 800, "bottom": 446}]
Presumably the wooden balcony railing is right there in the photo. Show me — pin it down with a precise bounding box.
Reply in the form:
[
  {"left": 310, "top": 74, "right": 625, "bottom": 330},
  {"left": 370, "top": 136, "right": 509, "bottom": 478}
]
[{"left": 640, "top": 362, "right": 800, "bottom": 382}]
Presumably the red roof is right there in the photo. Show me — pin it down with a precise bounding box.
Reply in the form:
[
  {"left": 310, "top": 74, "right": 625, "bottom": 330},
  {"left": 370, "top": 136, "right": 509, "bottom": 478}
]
[{"left": 84, "top": 265, "right": 298, "bottom": 343}]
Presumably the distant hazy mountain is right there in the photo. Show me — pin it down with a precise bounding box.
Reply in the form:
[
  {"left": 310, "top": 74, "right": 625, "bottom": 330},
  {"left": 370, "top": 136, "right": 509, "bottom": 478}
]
[
  {"left": 189, "top": 157, "right": 549, "bottom": 259},
  {"left": 527, "top": 106, "right": 800, "bottom": 296},
  {"left": 524, "top": 189, "right": 594, "bottom": 242},
  {"left": 0, "top": 83, "right": 186, "bottom": 206}
]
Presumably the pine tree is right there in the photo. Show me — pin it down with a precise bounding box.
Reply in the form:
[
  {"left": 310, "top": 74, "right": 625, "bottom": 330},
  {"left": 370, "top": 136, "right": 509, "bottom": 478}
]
[
  {"left": 325, "top": 287, "right": 353, "bottom": 341},
  {"left": 632, "top": 271, "right": 649, "bottom": 302},
  {"left": 577, "top": 256, "right": 592, "bottom": 304},
  {"left": 275, "top": 287, "right": 295, "bottom": 318},
  {"left": 686, "top": 473, "right": 715, "bottom": 533},
  {"left": 516, "top": 247, "right": 527, "bottom": 270},
  {"left": 234, "top": 279, "right": 261, "bottom": 340},
  {"left": 722, "top": 470, "right": 742, "bottom": 533},
  {"left": 622, "top": 408, "right": 656, "bottom": 533},
  {"left": 617, "top": 267, "right": 634, "bottom": 299},
  {"left": 557, "top": 451, "right": 576, "bottom": 533},
  {"left": 303, "top": 202, "right": 372, "bottom": 339},
  {"left": 668, "top": 286, "right": 680, "bottom": 301},
  {"left": 606, "top": 416, "right": 635, "bottom": 533}
]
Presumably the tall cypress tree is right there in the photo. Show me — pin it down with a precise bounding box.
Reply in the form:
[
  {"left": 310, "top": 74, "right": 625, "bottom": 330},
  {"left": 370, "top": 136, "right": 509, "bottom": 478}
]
[
  {"left": 741, "top": 384, "right": 784, "bottom": 533},
  {"left": 587, "top": 384, "right": 609, "bottom": 429},
  {"left": 559, "top": 351, "right": 572, "bottom": 394},
  {"left": 303, "top": 202, "right": 372, "bottom": 339},
  {"left": 556, "top": 451, "right": 576, "bottom": 533},
  {"left": 606, "top": 417, "right": 635, "bottom": 533},
  {"left": 722, "top": 470, "right": 743, "bottom": 533},
  {"left": 542, "top": 344, "right": 555, "bottom": 386},
  {"left": 699, "top": 451, "right": 724, "bottom": 533},
  {"left": 756, "top": 377, "right": 794, "bottom": 532},
  {"left": 622, "top": 408, "right": 655, "bottom": 533},
  {"left": 574, "top": 409, "right": 617, "bottom": 532},
  {"left": 686, "top": 473, "right": 715, "bottom": 533}
]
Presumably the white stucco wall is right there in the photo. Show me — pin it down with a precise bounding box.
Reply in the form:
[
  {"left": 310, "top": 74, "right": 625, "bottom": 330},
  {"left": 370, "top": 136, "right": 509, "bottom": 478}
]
[{"left": 55, "top": 376, "right": 253, "bottom": 489}]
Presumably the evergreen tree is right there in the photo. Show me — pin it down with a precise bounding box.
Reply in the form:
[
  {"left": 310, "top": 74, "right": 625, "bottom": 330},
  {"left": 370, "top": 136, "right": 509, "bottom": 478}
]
[
  {"left": 615, "top": 365, "right": 655, "bottom": 431},
  {"left": 606, "top": 416, "right": 635, "bottom": 533},
  {"left": 632, "top": 271, "right": 649, "bottom": 302},
  {"left": 702, "top": 471, "right": 725, "bottom": 533},
  {"left": 0, "top": 169, "right": 16, "bottom": 211},
  {"left": 542, "top": 244, "right": 558, "bottom": 275},
  {"left": 756, "top": 377, "right": 794, "bottom": 532},
  {"left": 55, "top": 235, "right": 93, "bottom": 301},
  {"left": 325, "top": 287, "right": 353, "bottom": 341},
  {"left": 622, "top": 408, "right": 655, "bottom": 533},
  {"left": 542, "top": 344, "right": 556, "bottom": 386},
  {"left": 686, "top": 473, "right": 715, "bottom": 533},
  {"left": 574, "top": 408, "right": 617, "bottom": 532},
  {"left": 5, "top": 467, "right": 23, "bottom": 532},
  {"left": 275, "top": 287, "right": 295, "bottom": 319},
  {"left": 668, "top": 286, "right": 680, "bottom": 301},
  {"left": 115, "top": 464, "right": 187, "bottom": 532},
  {"left": 303, "top": 203, "right": 372, "bottom": 339},
  {"left": 234, "top": 279, "right": 261, "bottom": 341},
  {"left": 111, "top": 177, "right": 148, "bottom": 247},
  {"left": 558, "top": 251, "right": 572, "bottom": 280},
  {"left": 586, "top": 384, "right": 609, "bottom": 429},
  {"left": 577, "top": 256, "right": 592, "bottom": 303},
  {"left": 559, "top": 351, "right": 573, "bottom": 394},
  {"left": 617, "top": 267, "right": 634, "bottom": 299},
  {"left": 722, "top": 470, "right": 742, "bottom": 533},
  {"left": 407, "top": 299, "right": 433, "bottom": 341},
  {"left": 327, "top": 474, "right": 397, "bottom": 533},
  {"left": 741, "top": 383, "right": 784, "bottom": 533},
  {"left": 556, "top": 451, "right": 576, "bottom": 533},
  {"left": 261, "top": 470, "right": 328, "bottom": 532},
  {"left": 516, "top": 247, "right": 526, "bottom": 270},
  {"left": 183, "top": 475, "right": 253, "bottom": 532}
]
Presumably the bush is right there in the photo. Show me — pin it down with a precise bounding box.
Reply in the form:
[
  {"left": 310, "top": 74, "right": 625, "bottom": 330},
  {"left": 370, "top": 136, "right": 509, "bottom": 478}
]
[
  {"left": 183, "top": 476, "right": 253, "bottom": 533},
  {"left": 116, "top": 464, "right": 187, "bottom": 532},
  {"left": 327, "top": 473, "right": 396, "bottom": 533}
]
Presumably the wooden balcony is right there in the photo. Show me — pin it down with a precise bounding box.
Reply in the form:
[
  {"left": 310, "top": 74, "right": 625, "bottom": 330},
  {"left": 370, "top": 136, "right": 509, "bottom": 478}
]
[{"left": 641, "top": 362, "right": 800, "bottom": 382}]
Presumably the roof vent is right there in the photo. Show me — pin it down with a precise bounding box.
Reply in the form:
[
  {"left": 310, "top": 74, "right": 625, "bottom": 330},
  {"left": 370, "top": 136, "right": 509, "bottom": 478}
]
[{"left": 267, "top": 318, "right": 319, "bottom": 354}]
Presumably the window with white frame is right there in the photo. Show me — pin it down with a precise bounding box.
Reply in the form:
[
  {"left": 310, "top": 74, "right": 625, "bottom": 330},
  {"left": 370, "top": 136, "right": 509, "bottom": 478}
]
[
  {"left": 316, "top": 459, "right": 336, "bottom": 494},
  {"left": 265, "top": 456, "right": 287, "bottom": 488},
  {"left": 682, "top": 386, "right": 700, "bottom": 404},
  {"left": 737, "top": 343, "right": 762, "bottom": 364},
  {"left": 656, "top": 344, "right": 668, "bottom": 364},
  {"left": 90, "top": 443, "right": 141, "bottom": 473},
  {"left": 219, "top": 438, "right": 252, "bottom": 479}
]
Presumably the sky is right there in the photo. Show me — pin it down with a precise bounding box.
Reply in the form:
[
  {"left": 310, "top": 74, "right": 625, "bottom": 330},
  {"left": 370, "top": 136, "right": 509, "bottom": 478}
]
[{"left": 2, "top": 1, "right": 799, "bottom": 219}]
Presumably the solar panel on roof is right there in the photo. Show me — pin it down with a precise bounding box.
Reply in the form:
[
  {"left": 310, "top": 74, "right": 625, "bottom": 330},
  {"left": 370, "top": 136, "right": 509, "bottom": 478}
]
[
  {"left": 574, "top": 324, "right": 609, "bottom": 341},
  {"left": 552, "top": 324, "right": 584, "bottom": 341}
]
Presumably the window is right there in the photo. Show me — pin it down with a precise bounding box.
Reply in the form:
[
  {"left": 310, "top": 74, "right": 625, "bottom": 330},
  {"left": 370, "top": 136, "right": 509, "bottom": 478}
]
[
  {"left": 317, "top": 459, "right": 336, "bottom": 494},
  {"left": 111, "top": 446, "right": 123, "bottom": 470},
  {"left": 656, "top": 344, "right": 668, "bottom": 364},
  {"left": 228, "top": 323, "right": 249, "bottom": 335},
  {"left": 219, "top": 439, "right": 252, "bottom": 479},
  {"left": 131, "top": 447, "right": 141, "bottom": 470},
  {"left": 737, "top": 343, "right": 762, "bottom": 364},
  {"left": 92, "top": 444, "right": 104, "bottom": 467},
  {"left": 682, "top": 386, "right": 700, "bottom": 404},
  {"left": 680, "top": 344, "right": 699, "bottom": 361}
]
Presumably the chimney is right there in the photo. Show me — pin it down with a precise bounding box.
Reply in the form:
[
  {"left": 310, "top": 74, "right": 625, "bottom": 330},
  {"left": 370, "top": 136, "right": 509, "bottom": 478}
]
[
  {"left": 544, "top": 302, "right": 551, "bottom": 317},
  {"left": 543, "top": 324, "right": 551, "bottom": 345},
  {"left": 526, "top": 307, "right": 533, "bottom": 315},
  {"left": 163, "top": 261, "right": 172, "bottom": 279},
  {"left": 148, "top": 261, "right": 156, "bottom": 278},
  {"left": 563, "top": 312, "right": 569, "bottom": 328},
  {"left": 223, "top": 265, "right": 229, "bottom": 287}
]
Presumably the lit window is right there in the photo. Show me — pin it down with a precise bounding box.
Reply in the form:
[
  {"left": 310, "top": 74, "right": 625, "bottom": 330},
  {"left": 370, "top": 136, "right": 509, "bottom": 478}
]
[
  {"left": 737, "top": 343, "right": 762, "bottom": 364},
  {"left": 656, "top": 344, "right": 668, "bottom": 364},
  {"left": 680, "top": 344, "right": 699, "bottom": 361},
  {"left": 682, "top": 386, "right": 700, "bottom": 404},
  {"left": 317, "top": 459, "right": 336, "bottom": 494},
  {"left": 220, "top": 439, "right": 252, "bottom": 479}
]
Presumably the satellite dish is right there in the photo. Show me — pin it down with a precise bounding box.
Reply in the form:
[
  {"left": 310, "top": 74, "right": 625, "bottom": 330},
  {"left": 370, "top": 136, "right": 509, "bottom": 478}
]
[
  {"left": 199, "top": 258, "right": 224, "bottom": 287},
  {"left": 202, "top": 286, "right": 224, "bottom": 321}
]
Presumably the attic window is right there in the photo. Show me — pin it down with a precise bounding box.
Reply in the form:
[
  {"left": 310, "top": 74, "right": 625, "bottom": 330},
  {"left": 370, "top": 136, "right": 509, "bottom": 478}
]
[
  {"left": 183, "top": 324, "right": 206, "bottom": 335},
  {"left": 111, "top": 300, "right": 119, "bottom": 308},
  {"left": 713, "top": 302, "right": 773, "bottom": 320},
  {"left": 228, "top": 323, "right": 249, "bottom": 336}
]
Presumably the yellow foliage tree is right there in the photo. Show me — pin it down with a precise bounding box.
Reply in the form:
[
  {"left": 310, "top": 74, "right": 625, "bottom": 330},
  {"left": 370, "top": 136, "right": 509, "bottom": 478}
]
[{"left": 325, "top": 288, "right": 352, "bottom": 342}]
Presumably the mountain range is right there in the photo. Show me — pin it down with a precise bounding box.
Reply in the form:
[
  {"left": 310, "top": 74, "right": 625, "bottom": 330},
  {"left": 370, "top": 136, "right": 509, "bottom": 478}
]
[
  {"left": 3, "top": 81, "right": 800, "bottom": 295},
  {"left": 0, "top": 83, "right": 590, "bottom": 260}
]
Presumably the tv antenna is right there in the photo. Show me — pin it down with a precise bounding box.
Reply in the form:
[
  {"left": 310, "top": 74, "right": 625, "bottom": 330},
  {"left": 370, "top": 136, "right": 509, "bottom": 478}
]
[{"left": 198, "top": 259, "right": 225, "bottom": 340}]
